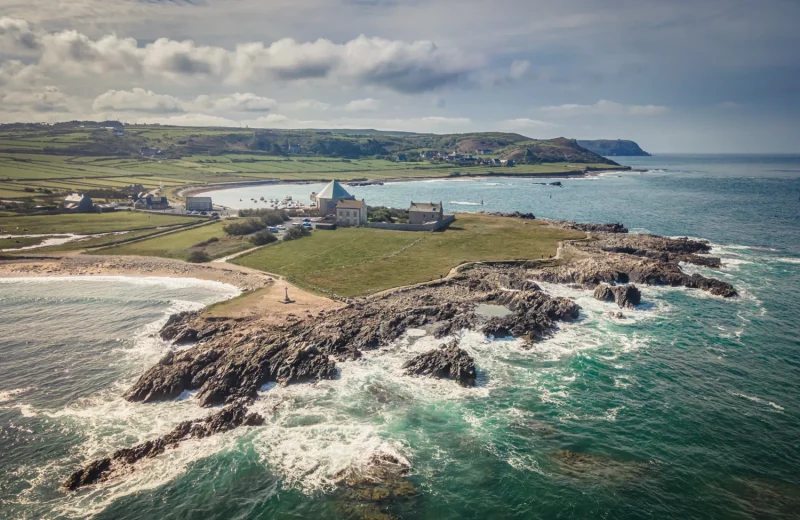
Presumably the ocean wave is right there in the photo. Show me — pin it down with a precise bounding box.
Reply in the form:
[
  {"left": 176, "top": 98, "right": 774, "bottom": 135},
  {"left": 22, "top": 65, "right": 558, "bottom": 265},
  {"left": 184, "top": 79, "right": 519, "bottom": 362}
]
[
  {"left": 0, "top": 275, "right": 241, "bottom": 296},
  {"left": 728, "top": 391, "right": 785, "bottom": 412},
  {"left": 0, "top": 387, "right": 34, "bottom": 404},
  {"left": 449, "top": 201, "right": 483, "bottom": 206}
]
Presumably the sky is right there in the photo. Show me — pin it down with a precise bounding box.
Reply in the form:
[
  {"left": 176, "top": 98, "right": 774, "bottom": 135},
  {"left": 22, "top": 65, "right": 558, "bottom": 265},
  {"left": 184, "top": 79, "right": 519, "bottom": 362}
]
[{"left": 0, "top": 0, "right": 798, "bottom": 153}]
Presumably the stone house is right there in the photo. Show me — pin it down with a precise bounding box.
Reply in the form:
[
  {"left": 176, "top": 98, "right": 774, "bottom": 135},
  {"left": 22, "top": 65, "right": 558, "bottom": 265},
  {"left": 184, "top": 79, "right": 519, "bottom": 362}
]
[
  {"left": 314, "top": 180, "right": 355, "bottom": 216},
  {"left": 63, "top": 193, "right": 94, "bottom": 213},
  {"left": 335, "top": 199, "right": 368, "bottom": 226},
  {"left": 408, "top": 201, "right": 444, "bottom": 225}
]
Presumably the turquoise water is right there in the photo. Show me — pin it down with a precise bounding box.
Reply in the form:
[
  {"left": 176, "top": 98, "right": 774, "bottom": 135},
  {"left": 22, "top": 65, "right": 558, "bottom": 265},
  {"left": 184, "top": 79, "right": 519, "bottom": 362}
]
[{"left": 1, "top": 155, "right": 800, "bottom": 519}]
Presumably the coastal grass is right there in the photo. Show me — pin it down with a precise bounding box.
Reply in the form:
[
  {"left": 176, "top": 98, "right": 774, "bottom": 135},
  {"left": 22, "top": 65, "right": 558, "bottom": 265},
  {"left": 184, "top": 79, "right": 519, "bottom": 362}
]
[
  {"left": 95, "top": 221, "right": 251, "bottom": 261},
  {"left": 0, "top": 212, "right": 198, "bottom": 235},
  {"left": 26, "top": 227, "right": 182, "bottom": 254},
  {"left": 232, "top": 214, "right": 585, "bottom": 297},
  {"left": 0, "top": 236, "right": 49, "bottom": 250}
]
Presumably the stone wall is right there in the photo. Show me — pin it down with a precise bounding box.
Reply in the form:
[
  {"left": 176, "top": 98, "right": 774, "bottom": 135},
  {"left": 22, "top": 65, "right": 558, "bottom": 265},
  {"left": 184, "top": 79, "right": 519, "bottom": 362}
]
[{"left": 367, "top": 214, "right": 455, "bottom": 232}]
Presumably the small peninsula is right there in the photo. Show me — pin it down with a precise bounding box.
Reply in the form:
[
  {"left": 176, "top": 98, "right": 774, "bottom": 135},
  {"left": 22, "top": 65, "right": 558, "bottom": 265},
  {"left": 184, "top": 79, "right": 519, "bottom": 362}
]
[{"left": 577, "top": 139, "right": 651, "bottom": 156}]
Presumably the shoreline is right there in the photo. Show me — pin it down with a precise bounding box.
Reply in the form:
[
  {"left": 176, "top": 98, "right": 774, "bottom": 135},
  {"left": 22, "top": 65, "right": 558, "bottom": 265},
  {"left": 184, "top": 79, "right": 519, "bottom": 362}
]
[{"left": 179, "top": 166, "right": 634, "bottom": 199}]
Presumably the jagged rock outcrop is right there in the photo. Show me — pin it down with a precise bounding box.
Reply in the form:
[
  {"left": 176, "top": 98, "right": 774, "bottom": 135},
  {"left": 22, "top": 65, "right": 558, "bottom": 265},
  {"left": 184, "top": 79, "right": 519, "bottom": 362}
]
[
  {"left": 126, "top": 270, "right": 581, "bottom": 406},
  {"left": 402, "top": 340, "right": 476, "bottom": 387},
  {"left": 534, "top": 227, "right": 736, "bottom": 298},
  {"left": 546, "top": 220, "right": 628, "bottom": 234},
  {"left": 64, "top": 402, "right": 263, "bottom": 491},
  {"left": 486, "top": 211, "right": 536, "bottom": 220},
  {"left": 593, "top": 284, "right": 641, "bottom": 308}
]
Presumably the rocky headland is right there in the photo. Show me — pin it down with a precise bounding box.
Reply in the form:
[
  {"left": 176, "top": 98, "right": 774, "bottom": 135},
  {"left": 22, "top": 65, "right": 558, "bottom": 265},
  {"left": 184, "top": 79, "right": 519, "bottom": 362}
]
[{"left": 61, "top": 218, "right": 736, "bottom": 493}]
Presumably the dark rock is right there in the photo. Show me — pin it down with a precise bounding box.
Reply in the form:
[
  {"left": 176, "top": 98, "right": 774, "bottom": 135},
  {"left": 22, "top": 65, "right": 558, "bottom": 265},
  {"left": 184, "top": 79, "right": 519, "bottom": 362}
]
[
  {"left": 594, "top": 284, "right": 641, "bottom": 308},
  {"left": 402, "top": 340, "right": 476, "bottom": 387},
  {"left": 63, "top": 402, "right": 263, "bottom": 490},
  {"left": 160, "top": 311, "right": 200, "bottom": 342},
  {"left": 486, "top": 211, "right": 536, "bottom": 220},
  {"left": 62, "top": 458, "right": 111, "bottom": 491}
]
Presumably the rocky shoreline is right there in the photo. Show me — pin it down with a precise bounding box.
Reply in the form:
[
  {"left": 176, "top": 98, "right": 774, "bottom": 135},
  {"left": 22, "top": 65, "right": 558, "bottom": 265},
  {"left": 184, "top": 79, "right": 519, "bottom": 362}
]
[{"left": 62, "top": 218, "right": 736, "bottom": 493}]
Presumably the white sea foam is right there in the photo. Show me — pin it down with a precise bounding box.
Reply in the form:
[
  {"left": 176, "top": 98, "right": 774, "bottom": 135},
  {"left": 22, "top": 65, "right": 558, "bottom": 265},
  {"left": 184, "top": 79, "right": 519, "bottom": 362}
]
[
  {"left": 0, "top": 387, "right": 34, "bottom": 403},
  {"left": 449, "top": 201, "right": 483, "bottom": 206},
  {"left": 728, "top": 391, "right": 785, "bottom": 412},
  {"left": 0, "top": 274, "right": 239, "bottom": 293}
]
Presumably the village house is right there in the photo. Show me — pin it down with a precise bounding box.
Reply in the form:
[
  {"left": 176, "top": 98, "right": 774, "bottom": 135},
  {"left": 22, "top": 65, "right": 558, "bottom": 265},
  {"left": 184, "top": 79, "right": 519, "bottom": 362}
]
[
  {"left": 134, "top": 194, "right": 170, "bottom": 210},
  {"left": 408, "top": 201, "right": 444, "bottom": 225},
  {"left": 335, "top": 199, "right": 368, "bottom": 226},
  {"left": 63, "top": 193, "right": 94, "bottom": 213},
  {"left": 185, "top": 196, "right": 213, "bottom": 211},
  {"left": 475, "top": 148, "right": 493, "bottom": 154},
  {"left": 314, "top": 180, "right": 355, "bottom": 216}
]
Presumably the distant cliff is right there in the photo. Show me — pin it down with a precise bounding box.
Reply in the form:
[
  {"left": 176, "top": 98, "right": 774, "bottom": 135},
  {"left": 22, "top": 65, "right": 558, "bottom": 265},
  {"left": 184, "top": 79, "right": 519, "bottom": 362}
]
[{"left": 577, "top": 140, "right": 650, "bottom": 157}]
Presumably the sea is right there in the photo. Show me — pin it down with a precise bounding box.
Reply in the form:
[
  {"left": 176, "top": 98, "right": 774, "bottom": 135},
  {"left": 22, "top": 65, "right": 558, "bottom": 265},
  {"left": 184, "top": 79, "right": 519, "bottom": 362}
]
[{"left": 1, "top": 154, "right": 799, "bottom": 519}]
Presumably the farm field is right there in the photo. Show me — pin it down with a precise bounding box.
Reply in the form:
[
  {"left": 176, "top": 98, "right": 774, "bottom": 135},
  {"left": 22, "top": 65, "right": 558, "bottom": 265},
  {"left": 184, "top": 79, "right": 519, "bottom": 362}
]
[
  {"left": 232, "top": 214, "right": 585, "bottom": 297},
  {"left": 94, "top": 221, "right": 251, "bottom": 260},
  {"left": 0, "top": 212, "right": 198, "bottom": 235}
]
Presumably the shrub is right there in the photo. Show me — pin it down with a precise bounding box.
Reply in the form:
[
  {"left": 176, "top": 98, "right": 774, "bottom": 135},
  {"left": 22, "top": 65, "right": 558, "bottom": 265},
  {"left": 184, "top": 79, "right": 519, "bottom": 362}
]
[
  {"left": 224, "top": 218, "right": 265, "bottom": 236},
  {"left": 192, "top": 237, "right": 219, "bottom": 248},
  {"left": 250, "top": 229, "right": 278, "bottom": 246},
  {"left": 237, "top": 208, "right": 289, "bottom": 226},
  {"left": 187, "top": 251, "right": 212, "bottom": 263},
  {"left": 284, "top": 226, "right": 310, "bottom": 241}
]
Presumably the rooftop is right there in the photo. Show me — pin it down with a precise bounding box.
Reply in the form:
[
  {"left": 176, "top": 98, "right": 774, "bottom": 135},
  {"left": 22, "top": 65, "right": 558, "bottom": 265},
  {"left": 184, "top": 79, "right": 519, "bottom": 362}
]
[
  {"left": 336, "top": 199, "right": 365, "bottom": 209},
  {"left": 409, "top": 202, "right": 441, "bottom": 212},
  {"left": 317, "top": 180, "right": 353, "bottom": 200}
]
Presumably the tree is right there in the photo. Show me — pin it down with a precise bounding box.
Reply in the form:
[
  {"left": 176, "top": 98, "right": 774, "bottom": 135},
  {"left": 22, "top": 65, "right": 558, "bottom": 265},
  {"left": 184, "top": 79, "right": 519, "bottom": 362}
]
[
  {"left": 284, "top": 226, "right": 310, "bottom": 241},
  {"left": 250, "top": 229, "right": 278, "bottom": 246},
  {"left": 187, "top": 251, "right": 212, "bottom": 263}
]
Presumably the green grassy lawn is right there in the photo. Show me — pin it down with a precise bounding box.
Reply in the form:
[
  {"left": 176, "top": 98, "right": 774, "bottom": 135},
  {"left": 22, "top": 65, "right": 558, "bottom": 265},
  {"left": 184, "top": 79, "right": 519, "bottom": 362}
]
[
  {"left": 94, "top": 221, "right": 251, "bottom": 260},
  {"left": 0, "top": 236, "right": 49, "bottom": 250},
  {"left": 0, "top": 212, "right": 198, "bottom": 235},
  {"left": 232, "top": 214, "right": 585, "bottom": 297}
]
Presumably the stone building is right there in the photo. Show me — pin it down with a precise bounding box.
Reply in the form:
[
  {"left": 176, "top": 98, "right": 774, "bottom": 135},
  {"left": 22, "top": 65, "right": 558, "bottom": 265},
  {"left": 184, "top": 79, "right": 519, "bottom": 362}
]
[
  {"left": 314, "top": 180, "right": 355, "bottom": 216},
  {"left": 335, "top": 199, "right": 368, "bottom": 226},
  {"left": 408, "top": 201, "right": 444, "bottom": 225},
  {"left": 186, "top": 196, "right": 213, "bottom": 211},
  {"left": 63, "top": 193, "right": 94, "bottom": 213}
]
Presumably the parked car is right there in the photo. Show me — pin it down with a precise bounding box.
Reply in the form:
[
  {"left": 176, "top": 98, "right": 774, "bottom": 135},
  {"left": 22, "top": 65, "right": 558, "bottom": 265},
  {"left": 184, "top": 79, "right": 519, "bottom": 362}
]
[
  {"left": 302, "top": 222, "right": 312, "bottom": 228},
  {"left": 302, "top": 218, "right": 311, "bottom": 222},
  {"left": 277, "top": 225, "right": 286, "bottom": 230},
  {"left": 268, "top": 227, "right": 279, "bottom": 233}
]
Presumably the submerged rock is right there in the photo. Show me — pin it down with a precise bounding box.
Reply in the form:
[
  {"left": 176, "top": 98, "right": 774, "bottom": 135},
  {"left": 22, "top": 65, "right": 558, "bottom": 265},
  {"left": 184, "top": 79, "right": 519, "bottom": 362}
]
[
  {"left": 333, "top": 452, "right": 417, "bottom": 520},
  {"left": 550, "top": 449, "right": 651, "bottom": 482},
  {"left": 402, "top": 340, "right": 476, "bottom": 387},
  {"left": 63, "top": 402, "right": 263, "bottom": 490}
]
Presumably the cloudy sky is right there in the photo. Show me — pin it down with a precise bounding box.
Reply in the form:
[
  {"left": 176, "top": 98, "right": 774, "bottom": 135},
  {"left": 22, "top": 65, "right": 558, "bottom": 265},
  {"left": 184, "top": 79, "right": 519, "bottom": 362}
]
[{"left": 1, "top": 0, "right": 798, "bottom": 152}]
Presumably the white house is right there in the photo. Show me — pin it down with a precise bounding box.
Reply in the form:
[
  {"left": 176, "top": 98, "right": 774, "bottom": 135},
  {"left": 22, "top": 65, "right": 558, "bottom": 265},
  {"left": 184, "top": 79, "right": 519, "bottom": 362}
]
[
  {"left": 335, "top": 199, "right": 368, "bottom": 226},
  {"left": 186, "top": 196, "right": 213, "bottom": 211}
]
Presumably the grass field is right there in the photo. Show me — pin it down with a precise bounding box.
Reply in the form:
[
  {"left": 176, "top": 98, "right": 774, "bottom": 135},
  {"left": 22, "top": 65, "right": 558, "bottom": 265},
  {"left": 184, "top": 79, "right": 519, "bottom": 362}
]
[
  {"left": 95, "top": 221, "right": 251, "bottom": 261},
  {"left": 0, "top": 150, "right": 615, "bottom": 203},
  {"left": 0, "top": 236, "right": 49, "bottom": 250},
  {"left": 0, "top": 212, "right": 198, "bottom": 235},
  {"left": 232, "top": 214, "right": 585, "bottom": 297}
]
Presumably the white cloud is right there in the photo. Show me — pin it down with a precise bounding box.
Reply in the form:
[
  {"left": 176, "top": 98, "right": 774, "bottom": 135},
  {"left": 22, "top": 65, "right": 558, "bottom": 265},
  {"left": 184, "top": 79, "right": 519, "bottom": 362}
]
[
  {"left": 193, "top": 92, "right": 277, "bottom": 112},
  {"left": 283, "top": 99, "right": 332, "bottom": 111},
  {"left": 539, "top": 99, "right": 668, "bottom": 117},
  {"left": 509, "top": 59, "right": 530, "bottom": 80},
  {"left": 0, "top": 85, "right": 72, "bottom": 113},
  {"left": 0, "top": 17, "right": 477, "bottom": 93},
  {"left": 92, "top": 88, "right": 184, "bottom": 113},
  {"left": 343, "top": 97, "right": 380, "bottom": 112},
  {"left": 496, "top": 118, "right": 556, "bottom": 131}
]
